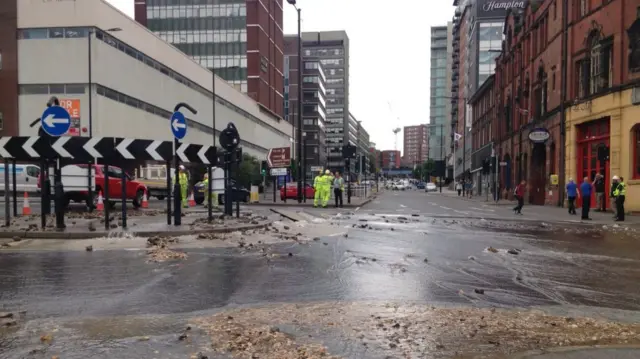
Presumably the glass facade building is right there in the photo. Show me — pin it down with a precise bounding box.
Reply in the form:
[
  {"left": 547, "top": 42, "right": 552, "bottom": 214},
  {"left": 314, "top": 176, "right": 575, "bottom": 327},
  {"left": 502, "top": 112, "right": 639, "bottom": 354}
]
[
  {"left": 429, "top": 25, "right": 451, "bottom": 162},
  {"left": 477, "top": 22, "right": 503, "bottom": 87},
  {"left": 135, "top": 0, "right": 284, "bottom": 118}
]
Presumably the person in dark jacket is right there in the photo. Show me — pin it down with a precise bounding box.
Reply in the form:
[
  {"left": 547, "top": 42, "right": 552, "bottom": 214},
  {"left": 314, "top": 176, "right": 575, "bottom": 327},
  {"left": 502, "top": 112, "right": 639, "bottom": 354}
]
[
  {"left": 579, "top": 176, "right": 592, "bottom": 220},
  {"left": 512, "top": 180, "right": 526, "bottom": 215},
  {"left": 593, "top": 173, "right": 606, "bottom": 212}
]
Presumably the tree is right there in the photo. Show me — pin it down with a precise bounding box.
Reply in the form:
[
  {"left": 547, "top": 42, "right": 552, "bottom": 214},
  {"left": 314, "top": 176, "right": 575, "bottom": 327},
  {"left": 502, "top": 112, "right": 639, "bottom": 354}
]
[
  {"left": 368, "top": 153, "right": 378, "bottom": 174},
  {"left": 234, "top": 154, "right": 262, "bottom": 188},
  {"left": 412, "top": 159, "right": 435, "bottom": 180}
]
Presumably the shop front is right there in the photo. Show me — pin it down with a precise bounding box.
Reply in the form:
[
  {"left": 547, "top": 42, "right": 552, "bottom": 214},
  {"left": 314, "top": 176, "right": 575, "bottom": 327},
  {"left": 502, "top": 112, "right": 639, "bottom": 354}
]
[{"left": 565, "top": 89, "right": 640, "bottom": 212}]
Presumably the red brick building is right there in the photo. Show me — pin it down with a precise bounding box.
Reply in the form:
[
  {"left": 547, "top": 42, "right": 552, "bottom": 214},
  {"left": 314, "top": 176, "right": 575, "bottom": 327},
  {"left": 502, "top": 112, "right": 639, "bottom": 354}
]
[
  {"left": 403, "top": 125, "right": 429, "bottom": 164},
  {"left": 494, "top": 0, "right": 564, "bottom": 205},
  {"left": 381, "top": 150, "right": 401, "bottom": 169},
  {"left": 468, "top": 74, "right": 498, "bottom": 195}
]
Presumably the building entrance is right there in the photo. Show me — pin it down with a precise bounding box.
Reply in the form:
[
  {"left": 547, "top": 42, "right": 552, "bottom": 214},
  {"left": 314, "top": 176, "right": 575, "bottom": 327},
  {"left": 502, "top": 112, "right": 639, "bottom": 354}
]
[{"left": 576, "top": 118, "right": 610, "bottom": 208}]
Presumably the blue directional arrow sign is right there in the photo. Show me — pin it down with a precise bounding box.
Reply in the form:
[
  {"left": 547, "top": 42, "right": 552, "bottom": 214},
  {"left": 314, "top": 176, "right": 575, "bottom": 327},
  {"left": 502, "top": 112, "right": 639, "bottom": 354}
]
[
  {"left": 170, "top": 111, "right": 187, "bottom": 140},
  {"left": 40, "top": 106, "right": 71, "bottom": 136}
]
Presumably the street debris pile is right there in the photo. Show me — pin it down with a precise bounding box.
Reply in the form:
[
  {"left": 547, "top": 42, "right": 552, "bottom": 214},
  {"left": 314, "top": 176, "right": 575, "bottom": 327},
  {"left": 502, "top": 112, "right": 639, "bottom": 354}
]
[
  {"left": 0, "top": 311, "right": 25, "bottom": 328},
  {"left": 146, "top": 235, "right": 187, "bottom": 262},
  {"left": 190, "top": 212, "right": 268, "bottom": 230},
  {"left": 193, "top": 313, "right": 340, "bottom": 359},
  {"left": 194, "top": 302, "right": 640, "bottom": 358}
]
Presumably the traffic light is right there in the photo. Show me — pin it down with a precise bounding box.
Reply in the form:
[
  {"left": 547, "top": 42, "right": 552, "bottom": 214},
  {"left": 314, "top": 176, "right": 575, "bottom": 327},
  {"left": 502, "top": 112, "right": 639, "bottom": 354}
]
[{"left": 261, "top": 160, "right": 268, "bottom": 176}]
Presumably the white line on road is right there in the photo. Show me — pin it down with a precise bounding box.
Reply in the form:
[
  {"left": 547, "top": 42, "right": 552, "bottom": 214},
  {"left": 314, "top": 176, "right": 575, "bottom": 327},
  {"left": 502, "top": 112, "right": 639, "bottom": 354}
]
[
  {"left": 430, "top": 202, "right": 438, "bottom": 206},
  {"left": 470, "top": 207, "right": 495, "bottom": 212},
  {"left": 399, "top": 204, "right": 407, "bottom": 208},
  {"left": 453, "top": 210, "right": 470, "bottom": 215},
  {"left": 355, "top": 207, "right": 360, "bottom": 212},
  {"left": 440, "top": 206, "right": 452, "bottom": 210}
]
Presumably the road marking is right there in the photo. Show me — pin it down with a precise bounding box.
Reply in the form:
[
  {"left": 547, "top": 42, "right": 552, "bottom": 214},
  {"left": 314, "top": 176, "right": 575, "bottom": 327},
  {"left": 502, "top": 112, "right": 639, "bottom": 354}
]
[
  {"left": 440, "top": 206, "right": 452, "bottom": 210},
  {"left": 430, "top": 202, "right": 438, "bottom": 206},
  {"left": 453, "top": 210, "right": 469, "bottom": 215},
  {"left": 470, "top": 207, "right": 495, "bottom": 212},
  {"left": 355, "top": 207, "right": 360, "bottom": 212},
  {"left": 399, "top": 204, "right": 407, "bottom": 208}
]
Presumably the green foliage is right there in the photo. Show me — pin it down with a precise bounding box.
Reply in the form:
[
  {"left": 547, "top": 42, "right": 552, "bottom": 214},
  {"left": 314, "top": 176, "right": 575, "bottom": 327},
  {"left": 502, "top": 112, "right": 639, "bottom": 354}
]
[
  {"left": 235, "top": 153, "right": 262, "bottom": 188},
  {"left": 412, "top": 159, "right": 436, "bottom": 180},
  {"left": 368, "top": 153, "right": 378, "bottom": 173}
]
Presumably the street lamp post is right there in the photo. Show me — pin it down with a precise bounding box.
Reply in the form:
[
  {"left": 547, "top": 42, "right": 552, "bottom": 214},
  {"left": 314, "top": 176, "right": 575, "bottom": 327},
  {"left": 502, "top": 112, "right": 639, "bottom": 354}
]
[{"left": 287, "top": 0, "right": 303, "bottom": 203}]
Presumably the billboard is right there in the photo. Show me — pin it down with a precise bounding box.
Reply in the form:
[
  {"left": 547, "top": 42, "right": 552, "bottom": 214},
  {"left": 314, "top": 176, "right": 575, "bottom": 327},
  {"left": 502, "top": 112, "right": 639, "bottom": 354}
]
[
  {"left": 477, "top": 0, "right": 527, "bottom": 19},
  {"left": 58, "top": 99, "right": 81, "bottom": 136}
]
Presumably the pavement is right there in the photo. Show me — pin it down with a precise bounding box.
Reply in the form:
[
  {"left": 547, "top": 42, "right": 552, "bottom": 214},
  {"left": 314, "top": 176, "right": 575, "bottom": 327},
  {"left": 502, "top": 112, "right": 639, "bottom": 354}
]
[
  {"left": 1, "top": 190, "right": 640, "bottom": 358},
  {"left": 428, "top": 188, "right": 640, "bottom": 226}
]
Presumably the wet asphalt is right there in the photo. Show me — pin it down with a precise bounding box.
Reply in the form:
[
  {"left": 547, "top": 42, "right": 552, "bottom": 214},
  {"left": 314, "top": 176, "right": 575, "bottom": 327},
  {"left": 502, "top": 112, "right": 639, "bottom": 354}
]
[{"left": 2, "top": 190, "right": 640, "bottom": 358}]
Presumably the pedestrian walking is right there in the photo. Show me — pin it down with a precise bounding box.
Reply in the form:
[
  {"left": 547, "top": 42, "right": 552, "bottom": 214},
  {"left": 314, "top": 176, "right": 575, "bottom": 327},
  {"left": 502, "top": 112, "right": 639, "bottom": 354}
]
[
  {"left": 579, "top": 176, "right": 592, "bottom": 220},
  {"left": 612, "top": 175, "right": 626, "bottom": 221},
  {"left": 513, "top": 180, "right": 526, "bottom": 215},
  {"left": 456, "top": 181, "right": 462, "bottom": 196},
  {"left": 566, "top": 178, "right": 578, "bottom": 215},
  {"left": 333, "top": 171, "right": 344, "bottom": 208},
  {"left": 320, "top": 169, "right": 334, "bottom": 208},
  {"left": 593, "top": 173, "right": 606, "bottom": 212}
]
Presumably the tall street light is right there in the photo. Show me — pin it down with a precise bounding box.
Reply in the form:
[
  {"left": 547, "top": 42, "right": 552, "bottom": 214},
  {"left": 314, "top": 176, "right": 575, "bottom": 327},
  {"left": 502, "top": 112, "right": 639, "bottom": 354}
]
[
  {"left": 88, "top": 27, "right": 121, "bottom": 137},
  {"left": 287, "top": 0, "right": 303, "bottom": 203}
]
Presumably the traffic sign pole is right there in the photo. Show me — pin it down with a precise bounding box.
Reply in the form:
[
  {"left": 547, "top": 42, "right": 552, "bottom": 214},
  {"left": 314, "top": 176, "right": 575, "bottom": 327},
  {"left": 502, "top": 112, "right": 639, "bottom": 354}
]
[{"left": 171, "top": 103, "right": 197, "bottom": 226}]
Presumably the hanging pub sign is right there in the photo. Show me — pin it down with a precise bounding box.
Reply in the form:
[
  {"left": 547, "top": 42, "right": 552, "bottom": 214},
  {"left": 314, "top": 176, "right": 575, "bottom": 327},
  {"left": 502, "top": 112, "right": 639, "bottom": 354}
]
[{"left": 528, "top": 128, "right": 550, "bottom": 143}]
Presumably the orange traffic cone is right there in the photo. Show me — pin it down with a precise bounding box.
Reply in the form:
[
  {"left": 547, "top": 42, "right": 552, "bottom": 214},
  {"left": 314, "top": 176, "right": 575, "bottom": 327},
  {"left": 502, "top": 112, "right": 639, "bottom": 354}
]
[
  {"left": 22, "top": 191, "right": 31, "bottom": 215},
  {"left": 188, "top": 191, "right": 196, "bottom": 207},
  {"left": 141, "top": 189, "right": 149, "bottom": 208},
  {"left": 96, "top": 191, "right": 104, "bottom": 211}
]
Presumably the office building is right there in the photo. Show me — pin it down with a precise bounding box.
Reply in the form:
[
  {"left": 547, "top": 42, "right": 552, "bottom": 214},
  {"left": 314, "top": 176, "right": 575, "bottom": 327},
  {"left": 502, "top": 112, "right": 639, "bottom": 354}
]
[
  {"left": 134, "top": 0, "right": 284, "bottom": 118},
  {"left": 356, "top": 121, "right": 370, "bottom": 174},
  {"left": 403, "top": 124, "right": 429, "bottom": 165},
  {"left": 429, "top": 25, "right": 452, "bottom": 165},
  {"left": 452, "top": 0, "right": 520, "bottom": 180},
  {"left": 381, "top": 150, "right": 401, "bottom": 170},
  {"left": 6, "top": 0, "right": 292, "bottom": 160},
  {"left": 283, "top": 37, "right": 328, "bottom": 176},
  {"left": 300, "top": 31, "right": 350, "bottom": 173}
]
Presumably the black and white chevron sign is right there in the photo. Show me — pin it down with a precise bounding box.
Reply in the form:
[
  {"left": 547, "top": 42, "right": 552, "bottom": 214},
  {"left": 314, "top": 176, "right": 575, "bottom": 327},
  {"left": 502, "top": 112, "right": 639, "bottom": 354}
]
[
  {"left": 113, "top": 138, "right": 173, "bottom": 162},
  {"left": 175, "top": 142, "right": 217, "bottom": 164},
  {"left": 0, "top": 136, "right": 51, "bottom": 159}
]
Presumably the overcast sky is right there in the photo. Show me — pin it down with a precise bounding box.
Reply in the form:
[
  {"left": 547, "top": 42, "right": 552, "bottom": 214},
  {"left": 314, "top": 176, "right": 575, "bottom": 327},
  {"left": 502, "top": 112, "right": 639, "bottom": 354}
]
[{"left": 107, "top": 0, "right": 453, "bottom": 152}]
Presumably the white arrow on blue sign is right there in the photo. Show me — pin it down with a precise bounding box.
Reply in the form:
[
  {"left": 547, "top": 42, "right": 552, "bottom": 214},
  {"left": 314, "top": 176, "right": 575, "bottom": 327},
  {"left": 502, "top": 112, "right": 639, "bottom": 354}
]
[
  {"left": 170, "top": 111, "right": 187, "bottom": 140},
  {"left": 40, "top": 106, "right": 71, "bottom": 136}
]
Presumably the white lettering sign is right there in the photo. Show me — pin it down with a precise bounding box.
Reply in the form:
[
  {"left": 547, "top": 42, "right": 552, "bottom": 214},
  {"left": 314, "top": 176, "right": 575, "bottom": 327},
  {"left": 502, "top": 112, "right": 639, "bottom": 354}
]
[
  {"left": 482, "top": 0, "right": 526, "bottom": 12},
  {"left": 270, "top": 168, "right": 288, "bottom": 176}
]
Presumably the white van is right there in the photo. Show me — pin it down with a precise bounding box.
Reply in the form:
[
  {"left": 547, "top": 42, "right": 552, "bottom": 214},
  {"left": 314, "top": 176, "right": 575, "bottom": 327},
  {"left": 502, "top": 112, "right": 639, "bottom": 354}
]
[{"left": 0, "top": 164, "right": 41, "bottom": 193}]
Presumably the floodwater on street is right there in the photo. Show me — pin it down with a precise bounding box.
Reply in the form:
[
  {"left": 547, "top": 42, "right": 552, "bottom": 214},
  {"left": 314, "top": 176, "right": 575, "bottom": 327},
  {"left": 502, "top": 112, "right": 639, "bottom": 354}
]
[{"left": 2, "top": 204, "right": 640, "bottom": 358}]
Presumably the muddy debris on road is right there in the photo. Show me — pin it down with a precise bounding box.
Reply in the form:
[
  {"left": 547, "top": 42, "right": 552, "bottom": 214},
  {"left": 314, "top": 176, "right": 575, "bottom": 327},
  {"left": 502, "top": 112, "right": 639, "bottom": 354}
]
[
  {"left": 193, "top": 302, "right": 640, "bottom": 358},
  {"left": 146, "top": 236, "right": 187, "bottom": 263}
]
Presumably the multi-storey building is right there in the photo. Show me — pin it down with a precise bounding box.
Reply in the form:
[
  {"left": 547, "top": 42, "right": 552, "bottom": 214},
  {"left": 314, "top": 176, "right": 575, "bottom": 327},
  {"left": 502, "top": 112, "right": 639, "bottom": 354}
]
[
  {"left": 468, "top": 74, "right": 496, "bottom": 196},
  {"left": 300, "top": 31, "right": 350, "bottom": 173},
  {"left": 494, "top": 0, "right": 560, "bottom": 206},
  {"left": 284, "top": 37, "right": 327, "bottom": 176},
  {"left": 452, "top": 0, "right": 525, "bottom": 180},
  {"left": 429, "top": 26, "right": 452, "bottom": 166},
  {"left": 134, "top": 0, "right": 284, "bottom": 118},
  {"left": 403, "top": 125, "right": 429, "bottom": 165},
  {"left": 356, "top": 121, "right": 370, "bottom": 174},
  {"left": 563, "top": 0, "right": 640, "bottom": 211},
  {"left": 381, "top": 150, "right": 401, "bottom": 170}
]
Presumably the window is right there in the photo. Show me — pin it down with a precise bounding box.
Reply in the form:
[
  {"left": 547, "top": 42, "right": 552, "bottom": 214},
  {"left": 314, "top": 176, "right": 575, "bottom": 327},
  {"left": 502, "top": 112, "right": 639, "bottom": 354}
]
[
  {"left": 579, "top": 0, "right": 588, "bottom": 17},
  {"left": 633, "top": 126, "right": 640, "bottom": 179},
  {"left": 107, "top": 167, "right": 123, "bottom": 178},
  {"left": 26, "top": 166, "right": 40, "bottom": 178}
]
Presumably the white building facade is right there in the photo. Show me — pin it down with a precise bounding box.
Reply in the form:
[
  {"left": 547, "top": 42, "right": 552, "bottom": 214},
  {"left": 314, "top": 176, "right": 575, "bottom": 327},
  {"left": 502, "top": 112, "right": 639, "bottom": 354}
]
[{"left": 16, "top": 0, "right": 292, "bottom": 159}]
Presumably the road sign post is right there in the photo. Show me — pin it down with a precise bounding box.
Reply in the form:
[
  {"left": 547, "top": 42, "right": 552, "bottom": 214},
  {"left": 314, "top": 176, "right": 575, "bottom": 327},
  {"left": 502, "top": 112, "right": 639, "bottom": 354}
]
[
  {"left": 267, "top": 147, "right": 291, "bottom": 169},
  {"left": 40, "top": 106, "right": 72, "bottom": 137},
  {"left": 170, "top": 103, "right": 197, "bottom": 226}
]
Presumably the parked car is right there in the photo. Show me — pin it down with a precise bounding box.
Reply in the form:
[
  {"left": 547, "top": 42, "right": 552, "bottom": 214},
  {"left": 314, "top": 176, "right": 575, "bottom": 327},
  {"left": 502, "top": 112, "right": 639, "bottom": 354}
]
[
  {"left": 415, "top": 181, "right": 426, "bottom": 189},
  {"left": 0, "top": 164, "right": 40, "bottom": 194},
  {"left": 280, "top": 182, "right": 315, "bottom": 201},
  {"left": 425, "top": 183, "right": 438, "bottom": 192},
  {"left": 193, "top": 179, "right": 250, "bottom": 205},
  {"left": 37, "top": 164, "right": 147, "bottom": 209}
]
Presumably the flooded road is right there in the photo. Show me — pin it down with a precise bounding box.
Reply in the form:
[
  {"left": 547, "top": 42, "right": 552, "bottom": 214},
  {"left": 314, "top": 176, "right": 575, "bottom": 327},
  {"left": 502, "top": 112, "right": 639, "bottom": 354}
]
[{"left": 2, "top": 203, "right": 640, "bottom": 358}]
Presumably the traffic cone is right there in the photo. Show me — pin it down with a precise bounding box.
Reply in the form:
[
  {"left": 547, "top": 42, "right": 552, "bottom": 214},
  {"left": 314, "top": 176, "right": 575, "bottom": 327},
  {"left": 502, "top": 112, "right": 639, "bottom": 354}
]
[
  {"left": 188, "top": 191, "right": 196, "bottom": 207},
  {"left": 22, "top": 191, "right": 31, "bottom": 216},
  {"left": 141, "top": 189, "right": 149, "bottom": 208},
  {"left": 96, "top": 191, "right": 104, "bottom": 211}
]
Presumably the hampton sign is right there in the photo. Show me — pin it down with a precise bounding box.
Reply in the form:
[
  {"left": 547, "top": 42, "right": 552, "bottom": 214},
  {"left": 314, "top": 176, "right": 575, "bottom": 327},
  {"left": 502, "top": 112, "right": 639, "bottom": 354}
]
[{"left": 478, "top": 0, "right": 527, "bottom": 18}]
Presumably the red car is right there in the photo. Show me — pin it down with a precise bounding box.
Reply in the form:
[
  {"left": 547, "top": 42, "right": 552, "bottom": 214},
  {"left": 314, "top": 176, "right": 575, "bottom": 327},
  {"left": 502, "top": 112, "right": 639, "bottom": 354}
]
[
  {"left": 280, "top": 182, "right": 315, "bottom": 201},
  {"left": 38, "top": 164, "right": 147, "bottom": 209}
]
